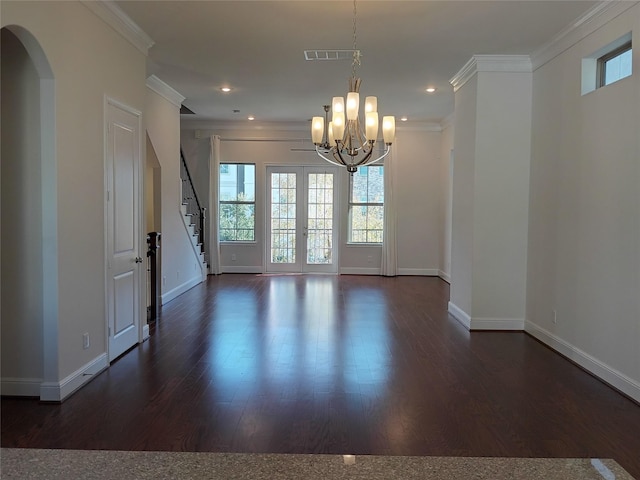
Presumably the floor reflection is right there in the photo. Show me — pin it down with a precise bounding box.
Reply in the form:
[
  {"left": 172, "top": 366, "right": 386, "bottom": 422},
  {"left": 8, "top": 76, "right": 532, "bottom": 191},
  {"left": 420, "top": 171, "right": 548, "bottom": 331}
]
[{"left": 207, "top": 276, "right": 391, "bottom": 404}]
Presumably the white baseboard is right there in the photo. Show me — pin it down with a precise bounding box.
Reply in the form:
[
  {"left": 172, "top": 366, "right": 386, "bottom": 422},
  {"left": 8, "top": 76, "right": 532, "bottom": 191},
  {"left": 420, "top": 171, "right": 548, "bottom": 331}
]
[
  {"left": 161, "top": 275, "right": 203, "bottom": 305},
  {"left": 526, "top": 320, "right": 640, "bottom": 403},
  {"left": 397, "top": 268, "right": 439, "bottom": 276},
  {"left": 221, "top": 266, "right": 263, "bottom": 274},
  {"left": 142, "top": 323, "right": 150, "bottom": 341},
  {"left": 470, "top": 317, "right": 524, "bottom": 330},
  {"left": 40, "top": 353, "right": 108, "bottom": 402},
  {"left": 1, "top": 377, "right": 42, "bottom": 397},
  {"left": 448, "top": 301, "right": 471, "bottom": 329},
  {"left": 438, "top": 270, "right": 451, "bottom": 283},
  {"left": 448, "top": 302, "right": 524, "bottom": 330},
  {"left": 339, "top": 267, "right": 380, "bottom": 275}
]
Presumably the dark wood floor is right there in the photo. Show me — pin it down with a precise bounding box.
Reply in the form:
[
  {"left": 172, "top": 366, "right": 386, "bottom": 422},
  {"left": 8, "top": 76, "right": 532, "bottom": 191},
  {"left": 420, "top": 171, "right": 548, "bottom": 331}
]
[{"left": 3, "top": 274, "right": 640, "bottom": 477}]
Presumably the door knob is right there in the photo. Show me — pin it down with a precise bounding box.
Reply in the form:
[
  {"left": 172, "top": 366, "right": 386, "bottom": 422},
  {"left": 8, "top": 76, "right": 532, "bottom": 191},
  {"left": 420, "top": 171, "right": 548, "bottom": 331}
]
[{"left": 135, "top": 257, "right": 143, "bottom": 263}]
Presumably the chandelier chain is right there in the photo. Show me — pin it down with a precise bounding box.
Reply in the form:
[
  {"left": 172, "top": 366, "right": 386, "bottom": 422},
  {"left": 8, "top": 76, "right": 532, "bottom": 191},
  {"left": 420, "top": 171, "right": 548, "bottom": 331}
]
[{"left": 351, "top": 0, "right": 360, "bottom": 78}]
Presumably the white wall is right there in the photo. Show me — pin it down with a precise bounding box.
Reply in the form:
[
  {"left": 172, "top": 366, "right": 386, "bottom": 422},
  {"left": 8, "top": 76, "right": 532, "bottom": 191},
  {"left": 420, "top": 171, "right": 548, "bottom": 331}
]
[
  {"left": 1, "top": 28, "right": 44, "bottom": 387},
  {"left": 439, "top": 119, "right": 454, "bottom": 281},
  {"left": 394, "top": 129, "right": 442, "bottom": 276},
  {"left": 147, "top": 88, "right": 205, "bottom": 304},
  {"left": 449, "top": 76, "right": 477, "bottom": 316},
  {"left": 181, "top": 124, "right": 443, "bottom": 274},
  {"left": 449, "top": 60, "right": 532, "bottom": 330},
  {"left": 526, "top": 3, "right": 640, "bottom": 401},
  {"left": 472, "top": 71, "right": 531, "bottom": 324},
  {"left": 1, "top": 0, "right": 147, "bottom": 399}
]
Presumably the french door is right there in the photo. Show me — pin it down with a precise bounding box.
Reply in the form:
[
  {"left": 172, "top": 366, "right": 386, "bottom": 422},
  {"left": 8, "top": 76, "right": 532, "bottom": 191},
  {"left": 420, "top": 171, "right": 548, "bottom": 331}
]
[{"left": 266, "top": 166, "right": 338, "bottom": 273}]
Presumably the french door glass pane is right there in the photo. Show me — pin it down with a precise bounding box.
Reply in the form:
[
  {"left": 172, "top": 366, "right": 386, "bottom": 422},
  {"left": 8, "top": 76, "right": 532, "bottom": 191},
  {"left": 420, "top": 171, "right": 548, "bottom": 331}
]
[
  {"left": 307, "top": 173, "right": 334, "bottom": 264},
  {"left": 270, "top": 173, "right": 297, "bottom": 263}
]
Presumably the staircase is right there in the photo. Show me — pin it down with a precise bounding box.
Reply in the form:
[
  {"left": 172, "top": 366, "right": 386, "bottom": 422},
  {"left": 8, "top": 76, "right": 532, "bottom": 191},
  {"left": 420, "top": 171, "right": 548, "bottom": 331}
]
[{"left": 180, "top": 149, "right": 207, "bottom": 277}]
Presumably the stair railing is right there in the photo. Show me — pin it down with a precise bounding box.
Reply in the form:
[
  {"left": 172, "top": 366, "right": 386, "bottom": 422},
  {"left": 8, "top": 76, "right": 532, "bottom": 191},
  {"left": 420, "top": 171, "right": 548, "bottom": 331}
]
[{"left": 180, "top": 149, "right": 206, "bottom": 253}]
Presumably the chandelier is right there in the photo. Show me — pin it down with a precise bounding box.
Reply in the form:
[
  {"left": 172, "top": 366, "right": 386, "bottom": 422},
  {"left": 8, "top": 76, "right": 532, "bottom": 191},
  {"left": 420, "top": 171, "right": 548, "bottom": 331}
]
[{"left": 311, "top": 0, "right": 395, "bottom": 174}]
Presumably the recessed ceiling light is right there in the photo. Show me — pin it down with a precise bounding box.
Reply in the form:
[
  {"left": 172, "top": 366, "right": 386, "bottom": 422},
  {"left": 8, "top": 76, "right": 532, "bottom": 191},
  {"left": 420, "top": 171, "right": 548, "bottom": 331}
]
[
  {"left": 247, "top": 115, "right": 255, "bottom": 121},
  {"left": 426, "top": 87, "right": 437, "bottom": 93},
  {"left": 401, "top": 116, "right": 408, "bottom": 122},
  {"left": 221, "top": 87, "right": 232, "bottom": 93}
]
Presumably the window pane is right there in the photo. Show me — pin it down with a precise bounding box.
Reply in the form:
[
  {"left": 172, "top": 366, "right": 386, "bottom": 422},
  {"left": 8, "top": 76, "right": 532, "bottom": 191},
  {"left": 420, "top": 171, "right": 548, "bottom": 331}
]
[
  {"left": 368, "top": 167, "right": 384, "bottom": 203},
  {"left": 220, "top": 164, "right": 255, "bottom": 201},
  {"left": 307, "top": 172, "right": 334, "bottom": 264},
  {"left": 270, "top": 172, "right": 297, "bottom": 263},
  {"left": 219, "top": 203, "right": 255, "bottom": 241},
  {"left": 604, "top": 48, "right": 632, "bottom": 85},
  {"left": 351, "top": 166, "right": 384, "bottom": 203}
]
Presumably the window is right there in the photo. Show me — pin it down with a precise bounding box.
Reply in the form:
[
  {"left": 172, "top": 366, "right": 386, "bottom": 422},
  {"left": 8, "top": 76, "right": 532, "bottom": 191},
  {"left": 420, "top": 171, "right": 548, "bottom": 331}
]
[
  {"left": 583, "top": 34, "right": 632, "bottom": 95},
  {"left": 219, "top": 164, "right": 256, "bottom": 241},
  {"left": 349, "top": 166, "right": 384, "bottom": 243},
  {"left": 598, "top": 41, "right": 632, "bottom": 87}
]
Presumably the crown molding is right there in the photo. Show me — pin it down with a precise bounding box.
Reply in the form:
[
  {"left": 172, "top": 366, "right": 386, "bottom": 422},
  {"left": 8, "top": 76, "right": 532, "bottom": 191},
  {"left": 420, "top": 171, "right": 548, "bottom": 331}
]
[
  {"left": 450, "top": 55, "right": 532, "bottom": 92},
  {"left": 398, "top": 122, "right": 443, "bottom": 132},
  {"left": 181, "top": 120, "right": 311, "bottom": 132},
  {"left": 531, "top": 1, "right": 638, "bottom": 71},
  {"left": 449, "top": 57, "right": 478, "bottom": 93},
  {"left": 146, "top": 75, "right": 185, "bottom": 108},
  {"left": 81, "top": 0, "right": 154, "bottom": 55},
  {"left": 180, "top": 119, "right": 443, "bottom": 133}
]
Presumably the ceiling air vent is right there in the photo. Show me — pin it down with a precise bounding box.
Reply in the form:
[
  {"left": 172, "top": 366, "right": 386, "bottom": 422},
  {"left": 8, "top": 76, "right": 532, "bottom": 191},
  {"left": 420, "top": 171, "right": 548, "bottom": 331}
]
[{"left": 304, "top": 50, "right": 359, "bottom": 61}]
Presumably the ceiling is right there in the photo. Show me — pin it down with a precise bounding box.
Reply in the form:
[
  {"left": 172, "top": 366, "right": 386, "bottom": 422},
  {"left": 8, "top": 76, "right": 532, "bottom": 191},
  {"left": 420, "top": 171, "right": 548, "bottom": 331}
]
[{"left": 115, "top": 1, "right": 598, "bottom": 126}]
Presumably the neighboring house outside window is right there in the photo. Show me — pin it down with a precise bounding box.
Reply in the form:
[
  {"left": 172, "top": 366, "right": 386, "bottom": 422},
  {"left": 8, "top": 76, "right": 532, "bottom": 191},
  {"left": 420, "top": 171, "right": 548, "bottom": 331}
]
[
  {"left": 349, "top": 165, "right": 384, "bottom": 243},
  {"left": 219, "top": 163, "right": 256, "bottom": 241}
]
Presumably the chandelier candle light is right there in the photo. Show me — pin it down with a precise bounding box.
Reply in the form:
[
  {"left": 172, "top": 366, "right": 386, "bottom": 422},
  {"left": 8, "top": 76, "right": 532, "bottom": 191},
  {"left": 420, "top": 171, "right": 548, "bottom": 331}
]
[{"left": 311, "top": 0, "right": 395, "bottom": 174}]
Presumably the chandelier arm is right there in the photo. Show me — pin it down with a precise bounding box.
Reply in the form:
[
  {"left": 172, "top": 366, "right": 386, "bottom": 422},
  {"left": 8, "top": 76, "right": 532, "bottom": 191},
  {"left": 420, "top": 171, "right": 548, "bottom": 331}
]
[
  {"left": 363, "top": 144, "right": 391, "bottom": 166},
  {"left": 333, "top": 145, "right": 350, "bottom": 167},
  {"left": 315, "top": 145, "right": 346, "bottom": 167},
  {"left": 354, "top": 119, "right": 368, "bottom": 150},
  {"left": 351, "top": 143, "right": 375, "bottom": 167}
]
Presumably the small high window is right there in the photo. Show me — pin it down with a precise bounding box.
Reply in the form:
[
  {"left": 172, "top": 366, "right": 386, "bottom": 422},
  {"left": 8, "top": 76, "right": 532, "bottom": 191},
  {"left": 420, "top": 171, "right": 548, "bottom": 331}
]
[
  {"left": 582, "top": 33, "right": 632, "bottom": 95},
  {"left": 598, "top": 42, "right": 632, "bottom": 87}
]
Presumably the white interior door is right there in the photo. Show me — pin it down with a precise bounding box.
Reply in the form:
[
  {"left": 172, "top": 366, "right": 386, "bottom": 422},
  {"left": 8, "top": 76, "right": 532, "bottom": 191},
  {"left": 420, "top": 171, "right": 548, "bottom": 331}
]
[
  {"left": 266, "top": 166, "right": 338, "bottom": 273},
  {"left": 106, "top": 99, "right": 142, "bottom": 362}
]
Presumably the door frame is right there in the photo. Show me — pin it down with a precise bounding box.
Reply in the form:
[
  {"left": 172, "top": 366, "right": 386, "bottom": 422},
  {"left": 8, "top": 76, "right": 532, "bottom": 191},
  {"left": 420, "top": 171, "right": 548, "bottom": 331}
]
[
  {"left": 264, "top": 164, "right": 340, "bottom": 274},
  {"left": 104, "top": 96, "right": 145, "bottom": 362}
]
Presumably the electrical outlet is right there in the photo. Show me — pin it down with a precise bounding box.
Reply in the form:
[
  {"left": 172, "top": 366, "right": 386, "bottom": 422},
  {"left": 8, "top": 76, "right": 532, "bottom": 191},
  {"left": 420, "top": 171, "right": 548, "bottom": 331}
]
[
  {"left": 82, "top": 333, "right": 90, "bottom": 349},
  {"left": 552, "top": 310, "right": 557, "bottom": 324},
  {"left": 232, "top": 254, "right": 237, "bottom": 261},
  {"left": 367, "top": 255, "right": 372, "bottom": 263},
  {"left": 162, "top": 276, "right": 166, "bottom": 286}
]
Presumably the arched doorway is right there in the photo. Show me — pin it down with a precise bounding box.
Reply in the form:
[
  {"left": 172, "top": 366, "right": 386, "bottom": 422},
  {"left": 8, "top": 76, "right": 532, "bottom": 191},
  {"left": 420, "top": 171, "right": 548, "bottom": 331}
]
[{"left": 1, "top": 25, "right": 59, "bottom": 400}]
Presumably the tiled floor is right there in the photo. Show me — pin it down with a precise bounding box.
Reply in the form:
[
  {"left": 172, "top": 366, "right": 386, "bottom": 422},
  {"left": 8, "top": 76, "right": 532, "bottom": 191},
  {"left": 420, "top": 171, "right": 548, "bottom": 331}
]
[{"left": 1, "top": 449, "right": 634, "bottom": 480}]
